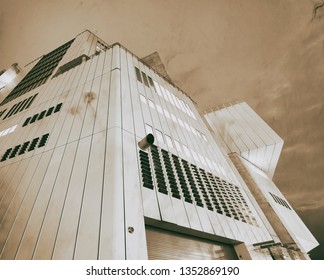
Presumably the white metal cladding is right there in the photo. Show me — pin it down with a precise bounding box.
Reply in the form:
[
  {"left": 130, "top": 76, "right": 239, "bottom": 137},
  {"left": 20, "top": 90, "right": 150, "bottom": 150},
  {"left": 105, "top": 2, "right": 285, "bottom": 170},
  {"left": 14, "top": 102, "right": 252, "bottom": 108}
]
[
  {"left": 0, "top": 35, "right": 149, "bottom": 259},
  {"left": 237, "top": 156, "right": 319, "bottom": 253},
  {"left": 133, "top": 57, "right": 275, "bottom": 248},
  {"left": 146, "top": 226, "right": 238, "bottom": 260},
  {"left": 0, "top": 31, "right": 297, "bottom": 260},
  {"left": 204, "top": 103, "right": 283, "bottom": 179}
]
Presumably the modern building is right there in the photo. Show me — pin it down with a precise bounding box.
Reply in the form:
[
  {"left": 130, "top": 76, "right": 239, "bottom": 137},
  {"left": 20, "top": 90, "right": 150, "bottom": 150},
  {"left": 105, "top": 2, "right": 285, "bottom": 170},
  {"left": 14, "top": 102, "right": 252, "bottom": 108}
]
[{"left": 0, "top": 30, "right": 318, "bottom": 260}]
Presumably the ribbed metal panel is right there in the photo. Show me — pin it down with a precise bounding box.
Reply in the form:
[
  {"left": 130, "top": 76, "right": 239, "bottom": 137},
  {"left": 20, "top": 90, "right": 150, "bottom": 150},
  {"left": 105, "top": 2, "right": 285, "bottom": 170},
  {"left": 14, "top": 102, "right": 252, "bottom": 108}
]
[{"left": 146, "top": 226, "right": 237, "bottom": 260}]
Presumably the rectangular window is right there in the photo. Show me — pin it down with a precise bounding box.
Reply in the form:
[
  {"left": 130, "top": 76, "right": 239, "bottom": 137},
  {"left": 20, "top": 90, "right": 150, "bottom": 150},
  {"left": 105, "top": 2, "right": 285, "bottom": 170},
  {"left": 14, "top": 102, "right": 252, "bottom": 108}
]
[
  {"left": 165, "top": 90, "right": 175, "bottom": 106},
  {"left": 148, "top": 76, "right": 155, "bottom": 90},
  {"left": 148, "top": 99, "right": 155, "bottom": 109},
  {"left": 25, "top": 93, "right": 38, "bottom": 109},
  {"left": 161, "top": 87, "right": 170, "bottom": 102},
  {"left": 54, "top": 103, "right": 63, "bottom": 113},
  {"left": 201, "top": 133, "right": 207, "bottom": 142},
  {"left": 156, "top": 104, "right": 163, "bottom": 114},
  {"left": 182, "top": 145, "right": 191, "bottom": 157},
  {"left": 19, "top": 141, "right": 30, "bottom": 155},
  {"left": 135, "top": 67, "right": 142, "bottom": 82},
  {"left": 198, "top": 154, "right": 206, "bottom": 165},
  {"left": 191, "top": 149, "right": 199, "bottom": 162},
  {"left": 178, "top": 118, "right": 185, "bottom": 128},
  {"left": 171, "top": 113, "right": 177, "bottom": 123},
  {"left": 154, "top": 81, "right": 163, "bottom": 97},
  {"left": 3, "top": 103, "right": 18, "bottom": 119},
  {"left": 145, "top": 123, "right": 154, "bottom": 135},
  {"left": 0, "top": 109, "right": 7, "bottom": 117},
  {"left": 179, "top": 100, "right": 187, "bottom": 113},
  {"left": 46, "top": 106, "right": 54, "bottom": 116},
  {"left": 185, "top": 103, "right": 196, "bottom": 119},
  {"left": 11, "top": 101, "right": 24, "bottom": 115},
  {"left": 30, "top": 114, "right": 39, "bottom": 124},
  {"left": 139, "top": 94, "right": 147, "bottom": 104},
  {"left": 37, "top": 110, "right": 47, "bottom": 120},
  {"left": 174, "top": 140, "right": 182, "bottom": 152},
  {"left": 163, "top": 109, "right": 171, "bottom": 119},
  {"left": 1, "top": 148, "right": 12, "bottom": 162},
  {"left": 141, "top": 71, "right": 149, "bottom": 87},
  {"left": 173, "top": 95, "right": 182, "bottom": 110},
  {"left": 28, "top": 137, "right": 40, "bottom": 151},
  {"left": 9, "top": 145, "right": 21, "bottom": 158},
  {"left": 165, "top": 135, "right": 173, "bottom": 148},
  {"left": 156, "top": 130, "right": 165, "bottom": 145},
  {"left": 38, "top": 133, "right": 50, "bottom": 147}
]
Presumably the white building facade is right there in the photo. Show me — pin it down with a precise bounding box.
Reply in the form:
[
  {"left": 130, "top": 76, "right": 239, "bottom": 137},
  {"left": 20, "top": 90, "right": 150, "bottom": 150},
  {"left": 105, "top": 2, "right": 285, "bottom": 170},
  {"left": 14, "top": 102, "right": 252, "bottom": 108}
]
[{"left": 0, "top": 31, "right": 318, "bottom": 260}]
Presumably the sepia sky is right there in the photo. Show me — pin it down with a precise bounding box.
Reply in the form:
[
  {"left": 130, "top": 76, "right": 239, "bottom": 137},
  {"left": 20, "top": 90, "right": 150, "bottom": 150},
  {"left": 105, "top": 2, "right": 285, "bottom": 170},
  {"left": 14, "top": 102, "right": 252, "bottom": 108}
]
[{"left": 0, "top": 0, "right": 323, "bottom": 259}]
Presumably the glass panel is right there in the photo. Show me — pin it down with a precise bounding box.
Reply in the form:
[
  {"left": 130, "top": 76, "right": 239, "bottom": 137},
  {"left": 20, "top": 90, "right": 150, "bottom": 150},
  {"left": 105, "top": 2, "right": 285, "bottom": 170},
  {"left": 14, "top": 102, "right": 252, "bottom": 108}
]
[
  {"left": 141, "top": 71, "right": 149, "bottom": 87},
  {"left": 135, "top": 67, "right": 142, "bottom": 82},
  {"left": 156, "top": 130, "right": 165, "bottom": 145},
  {"left": 165, "top": 135, "right": 173, "bottom": 148},
  {"left": 156, "top": 104, "right": 163, "bottom": 114},
  {"left": 145, "top": 123, "right": 154, "bottom": 134},
  {"left": 174, "top": 140, "right": 182, "bottom": 152},
  {"left": 139, "top": 94, "right": 147, "bottom": 104},
  {"left": 148, "top": 99, "right": 155, "bottom": 109},
  {"left": 163, "top": 109, "right": 171, "bottom": 119}
]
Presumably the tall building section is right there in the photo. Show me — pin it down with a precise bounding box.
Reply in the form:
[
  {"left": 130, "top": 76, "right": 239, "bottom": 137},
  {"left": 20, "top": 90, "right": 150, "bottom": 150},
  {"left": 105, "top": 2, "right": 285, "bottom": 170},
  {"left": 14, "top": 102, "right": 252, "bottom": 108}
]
[{"left": 0, "top": 30, "right": 318, "bottom": 260}]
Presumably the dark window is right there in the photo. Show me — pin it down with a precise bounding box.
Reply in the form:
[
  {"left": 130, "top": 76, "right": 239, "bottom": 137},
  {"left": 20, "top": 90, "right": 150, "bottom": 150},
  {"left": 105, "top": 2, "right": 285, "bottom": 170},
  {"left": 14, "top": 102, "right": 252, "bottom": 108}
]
[
  {"left": 38, "top": 133, "right": 49, "bottom": 147},
  {"left": 135, "top": 67, "right": 142, "bottom": 82},
  {"left": 46, "top": 107, "right": 54, "bottom": 116},
  {"left": 22, "top": 117, "right": 31, "bottom": 127},
  {"left": 3, "top": 104, "right": 18, "bottom": 119},
  {"left": 30, "top": 114, "right": 39, "bottom": 123},
  {"left": 19, "top": 141, "right": 30, "bottom": 155},
  {"left": 9, "top": 145, "right": 21, "bottom": 158},
  {"left": 139, "top": 144, "right": 258, "bottom": 225},
  {"left": 0, "top": 39, "right": 74, "bottom": 106},
  {"left": 54, "top": 103, "right": 63, "bottom": 113},
  {"left": 37, "top": 110, "right": 46, "bottom": 120},
  {"left": 28, "top": 137, "right": 40, "bottom": 151},
  {"left": 141, "top": 72, "right": 149, "bottom": 87},
  {"left": 1, "top": 148, "right": 12, "bottom": 162},
  {"left": 0, "top": 109, "right": 7, "bottom": 117},
  {"left": 148, "top": 76, "right": 155, "bottom": 88}
]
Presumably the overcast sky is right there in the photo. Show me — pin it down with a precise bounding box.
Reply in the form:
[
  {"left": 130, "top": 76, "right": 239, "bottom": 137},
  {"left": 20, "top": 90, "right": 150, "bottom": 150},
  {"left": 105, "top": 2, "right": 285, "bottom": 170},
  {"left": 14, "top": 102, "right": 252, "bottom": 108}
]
[{"left": 0, "top": 0, "right": 323, "bottom": 259}]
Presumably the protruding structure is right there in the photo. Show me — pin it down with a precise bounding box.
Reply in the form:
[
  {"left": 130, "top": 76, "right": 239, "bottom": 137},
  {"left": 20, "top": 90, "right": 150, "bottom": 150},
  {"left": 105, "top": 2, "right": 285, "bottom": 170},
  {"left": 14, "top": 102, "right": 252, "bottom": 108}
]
[{"left": 138, "top": 134, "right": 155, "bottom": 150}]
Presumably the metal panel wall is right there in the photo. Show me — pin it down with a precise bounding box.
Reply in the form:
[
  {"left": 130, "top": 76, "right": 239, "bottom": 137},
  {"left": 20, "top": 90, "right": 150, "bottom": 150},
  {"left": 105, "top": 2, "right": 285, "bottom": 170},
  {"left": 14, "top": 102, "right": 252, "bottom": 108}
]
[{"left": 0, "top": 31, "right": 286, "bottom": 260}]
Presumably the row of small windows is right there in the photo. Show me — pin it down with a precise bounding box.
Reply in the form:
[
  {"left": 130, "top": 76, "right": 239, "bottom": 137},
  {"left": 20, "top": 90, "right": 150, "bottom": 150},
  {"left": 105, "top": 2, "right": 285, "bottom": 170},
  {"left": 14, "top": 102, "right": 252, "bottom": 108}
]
[
  {"left": 139, "top": 145, "right": 258, "bottom": 226},
  {"left": 22, "top": 103, "right": 63, "bottom": 127},
  {"left": 140, "top": 94, "right": 207, "bottom": 142},
  {"left": 135, "top": 67, "right": 155, "bottom": 89},
  {"left": 2, "top": 93, "right": 38, "bottom": 120},
  {"left": 153, "top": 80, "right": 196, "bottom": 120},
  {"left": 0, "top": 39, "right": 73, "bottom": 106},
  {"left": 0, "top": 125, "right": 17, "bottom": 138},
  {"left": 0, "top": 133, "right": 50, "bottom": 162},
  {"left": 135, "top": 67, "right": 196, "bottom": 120},
  {"left": 95, "top": 39, "right": 110, "bottom": 54},
  {"left": 145, "top": 123, "right": 225, "bottom": 178},
  {"left": 269, "top": 192, "right": 292, "bottom": 210}
]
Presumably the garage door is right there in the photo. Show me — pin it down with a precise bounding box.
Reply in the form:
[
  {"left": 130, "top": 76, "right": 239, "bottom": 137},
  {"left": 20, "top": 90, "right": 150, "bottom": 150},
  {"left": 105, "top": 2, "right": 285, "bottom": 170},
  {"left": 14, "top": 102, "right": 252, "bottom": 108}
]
[{"left": 146, "top": 226, "right": 238, "bottom": 260}]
